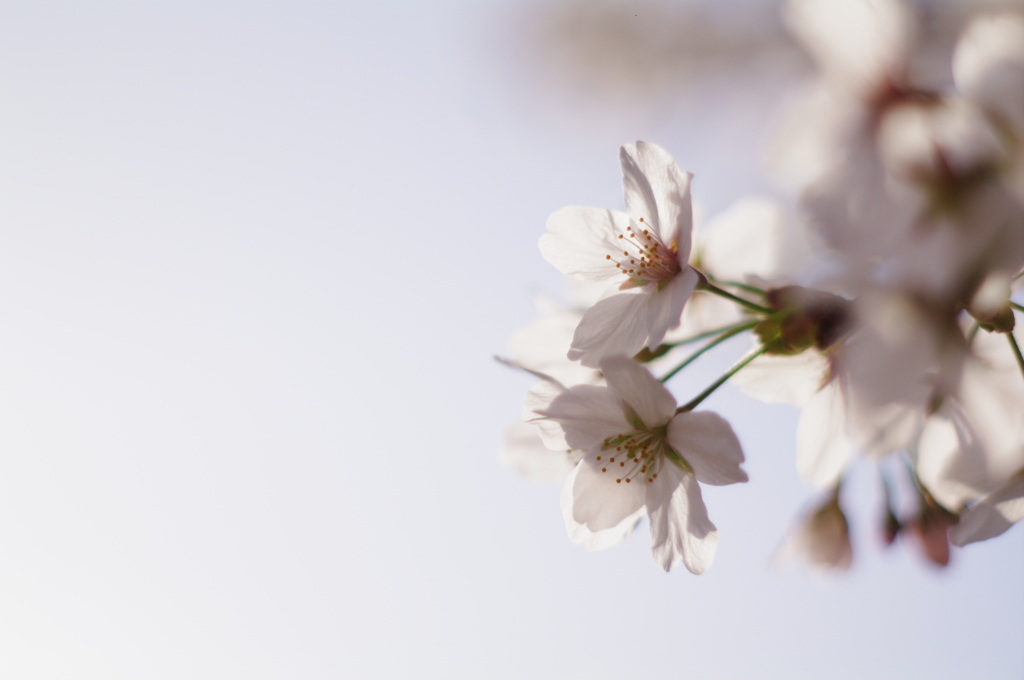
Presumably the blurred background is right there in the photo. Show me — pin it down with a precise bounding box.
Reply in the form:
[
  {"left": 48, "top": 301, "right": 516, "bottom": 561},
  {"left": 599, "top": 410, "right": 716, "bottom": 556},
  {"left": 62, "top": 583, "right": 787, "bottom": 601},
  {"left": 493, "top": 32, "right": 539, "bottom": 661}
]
[{"left": 0, "top": 1, "right": 1020, "bottom": 678}]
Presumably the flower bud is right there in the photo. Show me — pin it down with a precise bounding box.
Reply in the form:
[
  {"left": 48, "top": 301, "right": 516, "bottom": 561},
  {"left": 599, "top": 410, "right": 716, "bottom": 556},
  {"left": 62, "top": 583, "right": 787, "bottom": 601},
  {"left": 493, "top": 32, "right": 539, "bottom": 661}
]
[
  {"left": 758, "top": 286, "right": 854, "bottom": 354},
  {"left": 781, "top": 488, "right": 853, "bottom": 571},
  {"left": 967, "top": 271, "right": 1015, "bottom": 333},
  {"left": 909, "top": 482, "right": 959, "bottom": 567}
]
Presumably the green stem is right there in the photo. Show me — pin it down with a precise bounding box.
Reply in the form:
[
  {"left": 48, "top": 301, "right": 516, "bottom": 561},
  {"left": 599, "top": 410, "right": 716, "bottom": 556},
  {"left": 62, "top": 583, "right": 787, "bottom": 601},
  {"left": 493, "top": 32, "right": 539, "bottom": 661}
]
[
  {"left": 665, "top": 320, "right": 759, "bottom": 348},
  {"left": 1007, "top": 332, "right": 1024, "bottom": 384},
  {"left": 699, "top": 280, "right": 774, "bottom": 315},
  {"left": 708, "top": 277, "right": 767, "bottom": 297},
  {"left": 660, "top": 321, "right": 758, "bottom": 383},
  {"left": 677, "top": 346, "right": 766, "bottom": 412},
  {"left": 967, "top": 322, "right": 980, "bottom": 345},
  {"left": 1010, "top": 301, "right": 1024, "bottom": 313}
]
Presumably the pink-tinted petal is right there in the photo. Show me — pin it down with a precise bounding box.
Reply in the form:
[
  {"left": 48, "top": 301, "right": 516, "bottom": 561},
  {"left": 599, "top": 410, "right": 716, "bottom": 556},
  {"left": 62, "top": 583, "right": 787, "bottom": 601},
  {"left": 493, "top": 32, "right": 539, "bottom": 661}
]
[
  {"left": 950, "top": 473, "right": 1024, "bottom": 546},
  {"left": 598, "top": 355, "right": 676, "bottom": 429},
  {"left": 666, "top": 411, "right": 748, "bottom": 486},
  {"left": 561, "top": 464, "right": 645, "bottom": 550},
  {"left": 568, "top": 291, "right": 651, "bottom": 368},
  {"left": 620, "top": 142, "right": 693, "bottom": 259},
  {"left": 643, "top": 266, "right": 698, "bottom": 349},
  {"left": 646, "top": 463, "right": 718, "bottom": 573},
  {"left": 539, "top": 206, "right": 633, "bottom": 281},
  {"left": 571, "top": 449, "right": 648, "bottom": 531},
  {"left": 539, "top": 384, "right": 628, "bottom": 451}
]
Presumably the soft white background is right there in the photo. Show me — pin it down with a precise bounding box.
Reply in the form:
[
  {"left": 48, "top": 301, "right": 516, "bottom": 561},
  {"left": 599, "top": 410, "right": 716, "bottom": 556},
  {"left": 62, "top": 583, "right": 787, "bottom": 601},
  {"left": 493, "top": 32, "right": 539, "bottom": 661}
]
[{"left": 0, "top": 2, "right": 1019, "bottom": 678}]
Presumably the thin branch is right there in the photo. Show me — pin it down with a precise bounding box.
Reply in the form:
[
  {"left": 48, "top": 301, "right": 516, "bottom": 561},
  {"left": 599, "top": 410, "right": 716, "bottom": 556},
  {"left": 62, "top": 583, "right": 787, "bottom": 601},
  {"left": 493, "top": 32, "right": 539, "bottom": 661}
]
[
  {"left": 1007, "top": 333, "right": 1024, "bottom": 386},
  {"left": 699, "top": 280, "right": 774, "bottom": 315},
  {"left": 660, "top": 321, "right": 758, "bottom": 383},
  {"left": 677, "top": 346, "right": 767, "bottom": 412}
]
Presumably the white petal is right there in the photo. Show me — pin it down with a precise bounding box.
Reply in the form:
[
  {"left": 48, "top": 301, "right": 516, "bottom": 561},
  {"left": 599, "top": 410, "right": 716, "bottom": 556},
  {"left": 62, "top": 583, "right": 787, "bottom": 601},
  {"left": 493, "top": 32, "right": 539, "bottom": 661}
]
[
  {"left": 567, "top": 290, "right": 652, "bottom": 368},
  {"left": 523, "top": 381, "right": 570, "bottom": 451},
  {"left": 561, "top": 464, "right": 645, "bottom": 550},
  {"left": 646, "top": 464, "right": 718, "bottom": 573},
  {"left": 699, "top": 197, "right": 791, "bottom": 283},
  {"left": 643, "top": 266, "right": 698, "bottom": 349},
  {"left": 731, "top": 347, "right": 830, "bottom": 407},
  {"left": 571, "top": 449, "right": 647, "bottom": 531},
  {"left": 620, "top": 142, "right": 693, "bottom": 260},
  {"left": 539, "top": 206, "right": 633, "bottom": 281},
  {"left": 914, "top": 396, "right": 999, "bottom": 510},
  {"left": 501, "top": 422, "right": 579, "bottom": 483},
  {"left": 508, "top": 308, "right": 599, "bottom": 387},
  {"left": 795, "top": 383, "right": 853, "bottom": 489},
  {"left": 953, "top": 13, "right": 1024, "bottom": 135},
  {"left": 539, "top": 384, "right": 628, "bottom": 451},
  {"left": 950, "top": 473, "right": 1024, "bottom": 546},
  {"left": 784, "top": 0, "right": 911, "bottom": 97},
  {"left": 598, "top": 355, "right": 676, "bottom": 429},
  {"left": 673, "top": 290, "right": 743, "bottom": 339},
  {"left": 666, "top": 411, "right": 748, "bottom": 486}
]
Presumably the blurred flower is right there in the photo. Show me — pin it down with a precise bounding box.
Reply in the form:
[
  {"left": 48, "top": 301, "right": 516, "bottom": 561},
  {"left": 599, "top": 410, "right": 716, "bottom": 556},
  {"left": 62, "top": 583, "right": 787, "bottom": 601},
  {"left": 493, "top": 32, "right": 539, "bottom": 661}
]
[
  {"left": 774, "top": 0, "right": 1024, "bottom": 310},
  {"left": 540, "top": 142, "right": 699, "bottom": 367},
  {"left": 500, "top": 284, "right": 605, "bottom": 483},
  {"left": 535, "top": 355, "right": 747, "bottom": 573},
  {"left": 913, "top": 326, "right": 1024, "bottom": 510},
  {"left": 779, "top": 487, "right": 853, "bottom": 571},
  {"left": 502, "top": 421, "right": 581, "bottom": 483},
  {"left": 506, "top": 289, "right": 603, "bottom": 388},
  {"left": 950, "top": 469, "right": 1024, "bottom": 546},
  {"left": 784, "top": 0, "right": 911, "bottom": 101}
]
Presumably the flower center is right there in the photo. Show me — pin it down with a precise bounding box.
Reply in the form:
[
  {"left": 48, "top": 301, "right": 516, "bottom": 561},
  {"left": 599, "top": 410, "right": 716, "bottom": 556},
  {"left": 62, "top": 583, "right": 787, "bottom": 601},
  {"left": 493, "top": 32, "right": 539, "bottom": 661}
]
[
  {"left": 605, "top": 218, "right": 681, "bottom": 284},
  {"left": 596, "top": 428, "right": 670, "bottom": 484}
]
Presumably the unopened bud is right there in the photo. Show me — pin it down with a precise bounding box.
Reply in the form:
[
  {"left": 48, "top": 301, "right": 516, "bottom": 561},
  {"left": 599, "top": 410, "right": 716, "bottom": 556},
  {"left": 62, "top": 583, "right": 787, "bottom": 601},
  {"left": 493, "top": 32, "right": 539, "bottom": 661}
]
[
  {"left": 967, "top": 272, "right": 1015, "bottom": 333},
  {"left": 780, "top": 488, "right": 852, "bottom": 571},
  {"left": 758, "top": 286, "right": 854, "bottom": 354},
  {"left": 910, "top": 482, "right": 959, "bottom": 567},
  {"left": 882, "top": 509, "right": 901, "bottom": 547}
]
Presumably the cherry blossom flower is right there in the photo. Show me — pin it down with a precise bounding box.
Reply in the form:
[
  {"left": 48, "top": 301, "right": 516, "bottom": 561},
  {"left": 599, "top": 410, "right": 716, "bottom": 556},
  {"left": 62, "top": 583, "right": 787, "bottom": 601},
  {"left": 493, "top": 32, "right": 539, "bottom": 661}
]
[
  {"left": 535, "top": 355, "right": 747, "bottom": 573},
  {"left": 500, "top": 284, "right": 606, "bottom": 483},
  {"left": 539, "top": 142, "right": 699, "bottom": 368}
]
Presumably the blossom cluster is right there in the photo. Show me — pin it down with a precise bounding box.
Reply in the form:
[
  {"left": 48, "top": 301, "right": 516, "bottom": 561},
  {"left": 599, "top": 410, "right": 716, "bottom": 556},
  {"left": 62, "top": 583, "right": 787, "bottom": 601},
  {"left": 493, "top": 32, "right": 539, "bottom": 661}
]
[{"left": 500, "top": 0, "right": 1024, "bottom": 573}]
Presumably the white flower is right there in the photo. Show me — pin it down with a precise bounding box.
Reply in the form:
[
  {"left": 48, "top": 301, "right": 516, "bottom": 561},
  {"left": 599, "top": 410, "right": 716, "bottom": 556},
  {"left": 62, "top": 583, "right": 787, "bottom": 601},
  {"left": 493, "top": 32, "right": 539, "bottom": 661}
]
[
  {"left": 500, "top": 285, "right": 605, "bottom": 483},
  {"left": 539, "top": 142, "right": 699, "bottom": 368},
  {"left": 535, "top": 355, "right": 747, "bottom": 573}
]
